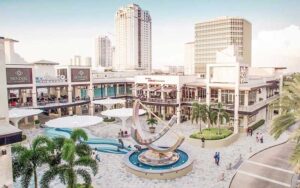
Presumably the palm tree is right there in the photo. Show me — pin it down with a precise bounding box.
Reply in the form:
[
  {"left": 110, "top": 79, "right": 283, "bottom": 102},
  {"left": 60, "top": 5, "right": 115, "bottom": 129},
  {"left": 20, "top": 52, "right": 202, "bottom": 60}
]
[
  {"left": 206, "top": 105, "right": 218, "bottom": 130},
  {"left": 271, "top": 73, "right": 300, "bottom": 171},
  {"left": 12, "top": 136, "right": 53, "bottom": 188},
  {"left": 40, "top": 129, "right": 98, "bottom": 188},
  {"left": 146, "top": 117, "right": 158, "bottom": 127},
  {"left": 191, "top": 102, "right": 207, "bottom": 133},
  {"left": 215, "top": 103, "right": 230, "bottom": 135}
]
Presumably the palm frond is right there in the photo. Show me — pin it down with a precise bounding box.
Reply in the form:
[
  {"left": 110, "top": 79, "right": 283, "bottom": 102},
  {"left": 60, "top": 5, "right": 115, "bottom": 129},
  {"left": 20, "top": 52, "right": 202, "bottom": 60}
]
[
  {"left": 20, "top": 167, "right": 33, "bottom": 188},
  {"left": 62, "top": 139, "right": 75, "bottom": 162},
  {"left": 75, "top": 156, "right": 98, "bottom": 175},
  {"left": 75, "top": 143, "right": 92, "bottom": 157},
  {"left": 271, "top": 113, "right": 296, "bottom": 139},
  {"left": 76, "top": 169, "right": 92, "bottom": 186},
  {"left": 71, "top": 129, "right": 88, "bottom": 142}
]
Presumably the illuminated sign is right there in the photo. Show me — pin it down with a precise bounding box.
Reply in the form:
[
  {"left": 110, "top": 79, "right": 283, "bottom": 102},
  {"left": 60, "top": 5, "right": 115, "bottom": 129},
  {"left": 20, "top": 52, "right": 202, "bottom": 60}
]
[
  {"left": 71, "top": 69, "right": 90, "bottom": 82},
  {"left": 6, "top": 68, "right": 33, "bottom": 85}
]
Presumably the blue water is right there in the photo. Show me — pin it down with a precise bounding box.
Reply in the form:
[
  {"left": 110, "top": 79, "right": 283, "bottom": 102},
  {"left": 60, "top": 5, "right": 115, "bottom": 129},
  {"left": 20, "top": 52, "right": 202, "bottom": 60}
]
[
  {"left": 44, "top": 128, "right": 131, "bottom": 154},
  {"left": 129, "top": 148, "right": 189, "bottom": 170}
]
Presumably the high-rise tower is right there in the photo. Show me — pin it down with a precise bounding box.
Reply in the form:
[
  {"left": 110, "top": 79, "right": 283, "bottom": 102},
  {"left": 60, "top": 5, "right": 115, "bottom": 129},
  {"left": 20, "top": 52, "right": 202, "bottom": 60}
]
[{"left": 114, "top": 4, "right": 152, "bottom": 72}]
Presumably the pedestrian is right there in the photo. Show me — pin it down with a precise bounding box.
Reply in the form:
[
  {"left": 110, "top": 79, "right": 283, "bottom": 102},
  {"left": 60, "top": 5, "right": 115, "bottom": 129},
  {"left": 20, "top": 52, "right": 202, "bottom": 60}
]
[
  {"left": 201, "top": 137, "right": 205, "bottom": 148},
  {"left": 95, "top": 153, "right": 100, "bottom": 162},
  {"left": 249, "top": 128, "right": 253, "bottom": 136},
  {"left": 216, "top": 152, "right": 220, "bottom": 166},
  {"left": 246, "top": 127, "right": 249, "bottom": 136},
  {"left": 256, "top": 132, "right": 259, "bottom": 142},
  {"left": 260, "top": 133, "right": 264, "bottom": 143},
  {"left": 214, "top": 152, "right": 218, "bottom": 165}
]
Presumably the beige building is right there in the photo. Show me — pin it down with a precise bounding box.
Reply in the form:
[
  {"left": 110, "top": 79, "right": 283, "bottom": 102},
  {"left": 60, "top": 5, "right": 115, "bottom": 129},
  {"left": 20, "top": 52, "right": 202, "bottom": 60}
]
[
  {"left": 114, "top": 4, "right": 152, "bottom": 73},
  {"left": 184, "top": 42, "right": 195, "bottom": 75},
  {"left": 194, "top": 17, "right": 252, "bottom": 76}
]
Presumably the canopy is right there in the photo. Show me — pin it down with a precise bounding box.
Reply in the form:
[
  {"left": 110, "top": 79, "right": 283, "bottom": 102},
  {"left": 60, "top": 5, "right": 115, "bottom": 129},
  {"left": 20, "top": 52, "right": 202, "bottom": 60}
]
[
  {"left": 9, "top": 108, "right": 43, "bottom": 119},
  {"left": 92, "top": 98, "right": 126, "bottom": 106},
  {"left": 45, "top": 115, "right": 103, "bottom": 128},
  {"left": 101, "top": 108, "right": 146, "bottom": 118}
]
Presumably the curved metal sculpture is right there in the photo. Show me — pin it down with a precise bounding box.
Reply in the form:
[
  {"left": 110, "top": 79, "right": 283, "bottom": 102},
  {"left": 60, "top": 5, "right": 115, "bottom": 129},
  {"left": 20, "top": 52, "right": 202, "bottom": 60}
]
[{"left": 131, "top": 99, "right": 185, "bottom": 153}]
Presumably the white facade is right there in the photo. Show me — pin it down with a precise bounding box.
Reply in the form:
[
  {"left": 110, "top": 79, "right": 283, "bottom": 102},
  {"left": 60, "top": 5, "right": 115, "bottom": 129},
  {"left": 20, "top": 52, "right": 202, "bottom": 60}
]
[
  {"left": 114, "top": 4, "right": 152, "bottom": 73},
  {"left": 1, "top": 37, "right": 27, "bottom": 64},
  {"left": 184, "top": 42, "right": 195, "bottom": 75},
  {"left": 84, "top": 57, "right": 92, "bottom": 67},
  {"left": 95, "top": 36, "right": 112, "bottom": 68}
]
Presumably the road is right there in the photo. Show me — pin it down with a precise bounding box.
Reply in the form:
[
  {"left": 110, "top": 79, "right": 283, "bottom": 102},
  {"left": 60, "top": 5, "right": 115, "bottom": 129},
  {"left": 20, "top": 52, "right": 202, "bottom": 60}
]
[{"left": 230, "top": 141, "right": 296, "bottom": 188}]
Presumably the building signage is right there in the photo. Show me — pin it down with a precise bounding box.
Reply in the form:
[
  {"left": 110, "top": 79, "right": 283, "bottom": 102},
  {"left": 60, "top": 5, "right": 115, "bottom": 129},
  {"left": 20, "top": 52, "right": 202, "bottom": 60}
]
[
  {"left": 71, "top": 68, "right": 90, "bottom": 82},
  {"left": 145, "top": 77, "right": 165, "bottom": 83},
  {"left": 6, "top": 68, "right": 33, "bottom": 85}
]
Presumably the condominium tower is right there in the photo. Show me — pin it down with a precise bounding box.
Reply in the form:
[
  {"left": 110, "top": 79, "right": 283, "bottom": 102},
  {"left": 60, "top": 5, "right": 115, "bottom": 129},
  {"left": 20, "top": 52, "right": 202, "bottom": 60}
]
[
  {"left": 114, "top": 4, "right": 152, "bottom": 72},
  {"left": 194, "top": 17, "right": 252, "bottom": 76},
  {"left": 95, "top": 36, "right": 112, "bottom": 68}
]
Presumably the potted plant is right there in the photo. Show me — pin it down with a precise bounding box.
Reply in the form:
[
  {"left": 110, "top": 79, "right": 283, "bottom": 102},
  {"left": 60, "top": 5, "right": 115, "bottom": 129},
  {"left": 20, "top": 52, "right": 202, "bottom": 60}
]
[
  {"left": 146, "top": 117, "right": 158, "bottom": 133},
  {"left": 34, "top": 119, "right": 40, "bottom": 126}
]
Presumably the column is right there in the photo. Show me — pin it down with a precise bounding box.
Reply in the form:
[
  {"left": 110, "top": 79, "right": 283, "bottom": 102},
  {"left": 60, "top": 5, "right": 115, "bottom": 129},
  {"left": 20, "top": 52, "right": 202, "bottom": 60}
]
[
  {"left": 244, "top": 90, "right": 249, "bottom": 107},
  {"left": 56, "top": 87, "right": 61, "bottom": 103},
  {"left": 116, "top": 84, "right": 119, "bottom": 96},
  {"left": 21, "top": 89, "right": 27, "bottom": 105},
  {"left": 68, "top": 85, "right": 72, "bottom": 103},
  {"left": 88, "top": 84, "right": 94, "bottom": 115},
  {"left": 176, "top": 107, "right": 181, "bottom": 124},
  {"left": 195, "top": 88, "right": 199, "bottom": 101},
  {"left": 0, "top": 145, "right": 13, "bottom": 188},
  {"left": 132, "top": 84, "right": 137, "bottom": 97},
  {"left": 161, "top": 106, "right": 166, "bottom": 120},
  {"left": 233, "top": 65, "right": 240, "bottom": 134},
  {"left": 206, "top": 87, "right": 211, "bottom": 106},
  {"left": 218, "top": 89, "right": 222, "bottom": 103},
  {"left": 147, "top": 84, "right": 150, "bottom": 99},
  {"left": 104, "top": 85, "right": 108, "bottom": 97},
  {"left": 243, "top": 115, "right": 248, "bottom": 131},
  {"left": 57, "top": 108, "right": 62, "bottom": 117},
  {"left": 161, "top": 85, "right": 164, "bottom": 101}
]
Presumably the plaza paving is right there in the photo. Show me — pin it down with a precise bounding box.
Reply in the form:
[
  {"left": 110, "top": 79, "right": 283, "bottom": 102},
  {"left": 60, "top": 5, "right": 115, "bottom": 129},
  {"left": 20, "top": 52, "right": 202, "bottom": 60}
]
[
  {"left": 18, "top": 115, "right": 288, "bottom": 188},
  {"left": 230, "top": 141, "right": 295, "bottom": 188}
]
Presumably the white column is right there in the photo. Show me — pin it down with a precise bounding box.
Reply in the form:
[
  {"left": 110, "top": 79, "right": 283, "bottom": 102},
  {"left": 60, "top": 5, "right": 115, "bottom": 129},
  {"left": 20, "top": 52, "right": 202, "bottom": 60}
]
[
  {"left": 0, "top": 145, "right": 13, "bottom": 188},
  {"left": 56, "top": 87, "right": 61, "bottom": 103},
  {"left": 116, "top": 84, "right": 119, "bottom": 96},
  {"left": 234, "top": 65, "right": 240, "bottom": 134},
  {"left": 68, "top": 85, "right": 72, "bottom": 103},
  {"left": 176, "top": 107, "right": 181, "bottom": 124},
  {"left": 88, "top": 84, "right": 94, "bottom": 115},
  {"left": 147, "top": 84, "right": 150, "bottom": 99},
  {"left": 195, "top": 88, "right": 198, "bottom": 100},
  {"left": 161, "top": 106, "right": 166, "bottom": 120},
  {"left": 244, "top": 90, "right": 249, "bottom": 107},
  {"left": 57, "top": 108, "right": 62, "bottom": 117},
  {"left": 218, "top": 89, "right": 222, "bottom": 103},
  {"left": 206, "top": 65, "right": 211, "bottom": 106},
  {"left": 243, "top": 115, "right": 248, "bottom": 130},
  {"left": 105, "top": 85, "right": 108, "bottom": 97}
]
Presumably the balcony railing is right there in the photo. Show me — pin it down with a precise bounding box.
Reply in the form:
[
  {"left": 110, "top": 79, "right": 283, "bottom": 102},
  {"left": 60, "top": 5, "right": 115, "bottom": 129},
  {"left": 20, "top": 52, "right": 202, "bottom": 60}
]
[{"left": 239, "top": 95, "right": 279, "bottom": 112}]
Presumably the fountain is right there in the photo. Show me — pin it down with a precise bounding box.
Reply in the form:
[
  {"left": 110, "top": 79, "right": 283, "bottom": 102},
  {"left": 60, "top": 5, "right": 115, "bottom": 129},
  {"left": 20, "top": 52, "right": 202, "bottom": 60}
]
[{"left": 123, "top": 100, "right": 193, "bottom": 179}]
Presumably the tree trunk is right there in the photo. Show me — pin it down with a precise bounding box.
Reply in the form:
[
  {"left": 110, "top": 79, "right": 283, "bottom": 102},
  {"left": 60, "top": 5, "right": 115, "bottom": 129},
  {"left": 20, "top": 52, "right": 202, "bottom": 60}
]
[
  {"left": 34, "top": 169, "right": 38, "bottom": 188},
  {"left": 217, "top": 113, "right": 220, "bottom": 135},
  {"left": 199, "top": 121, "right": 202, "bottom": 133}
]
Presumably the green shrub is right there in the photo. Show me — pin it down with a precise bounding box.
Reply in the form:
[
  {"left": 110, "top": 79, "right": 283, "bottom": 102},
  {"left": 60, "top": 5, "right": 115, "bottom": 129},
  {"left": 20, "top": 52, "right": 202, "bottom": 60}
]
[
  {"left": 249, "top": 119, "right": 265, "bottom": 130},
  {"left": 34, "top": 119, "right": 40, "bottom": 125},
  {"left": 103, "top": 117, "right": 116, "bottom": 122},
  {"left": 190, "top": 128, "right": 233, "bottom": 140},
  {"left": 74, "top": 184, "right": 93, "bottom": 188}
]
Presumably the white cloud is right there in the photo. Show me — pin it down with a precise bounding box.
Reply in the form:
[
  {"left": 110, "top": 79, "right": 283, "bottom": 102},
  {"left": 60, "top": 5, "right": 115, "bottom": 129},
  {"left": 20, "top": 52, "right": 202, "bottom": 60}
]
[{"left": 253, "top": 25, "right": 300, "bottom": 72}]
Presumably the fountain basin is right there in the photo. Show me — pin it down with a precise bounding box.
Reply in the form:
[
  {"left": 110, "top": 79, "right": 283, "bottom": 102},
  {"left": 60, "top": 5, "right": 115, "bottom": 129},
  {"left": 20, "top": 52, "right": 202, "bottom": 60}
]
[{"left": 123, "top": 148, "right": 193, "bottom": 179}]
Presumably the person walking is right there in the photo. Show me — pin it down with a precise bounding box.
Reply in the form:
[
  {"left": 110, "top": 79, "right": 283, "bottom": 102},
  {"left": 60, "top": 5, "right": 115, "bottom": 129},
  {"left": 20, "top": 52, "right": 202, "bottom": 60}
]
[
  {"left": 260, "top": 133, "right": 264, "bottom": 143},
  {"left": 256, "top": 132, "right": 259, "bottom": 142},
  {"left": 214, "top": 152, "right": 220, "bottom": 166}
]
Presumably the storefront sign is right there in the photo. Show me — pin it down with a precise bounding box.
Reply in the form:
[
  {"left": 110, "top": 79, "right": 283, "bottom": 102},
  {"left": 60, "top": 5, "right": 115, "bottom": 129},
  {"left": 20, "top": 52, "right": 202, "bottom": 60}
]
[
  {"left": 6, "top": 68, "right": 33, "bottom": 85},
  {"left": 71, "top": 69, "right": 90, "bottom": 82}
]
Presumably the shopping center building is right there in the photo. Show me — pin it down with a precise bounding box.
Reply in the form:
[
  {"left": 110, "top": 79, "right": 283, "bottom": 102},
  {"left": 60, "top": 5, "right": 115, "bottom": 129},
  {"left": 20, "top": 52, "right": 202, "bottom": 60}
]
[{"left": 2, "top": 37, "right": 285, "bottom": 133}]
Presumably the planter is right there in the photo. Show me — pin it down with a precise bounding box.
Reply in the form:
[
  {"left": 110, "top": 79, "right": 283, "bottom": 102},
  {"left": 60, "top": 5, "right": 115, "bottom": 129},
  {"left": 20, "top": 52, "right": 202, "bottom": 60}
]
[{"left": 149, "top": 127, "right": 156, "bottom": 133}]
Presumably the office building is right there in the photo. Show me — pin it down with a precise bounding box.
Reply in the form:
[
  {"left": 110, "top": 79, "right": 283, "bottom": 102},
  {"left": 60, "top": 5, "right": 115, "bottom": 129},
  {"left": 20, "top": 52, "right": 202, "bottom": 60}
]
[
  {"left": 95, "top": 36, "right": 112, "bottom": 68},
  {"left": 194, "top": 17, "right": 252, "bottom": 76},
  {"left": 184, "top": 42, "right": 195, "bottom": 75}
]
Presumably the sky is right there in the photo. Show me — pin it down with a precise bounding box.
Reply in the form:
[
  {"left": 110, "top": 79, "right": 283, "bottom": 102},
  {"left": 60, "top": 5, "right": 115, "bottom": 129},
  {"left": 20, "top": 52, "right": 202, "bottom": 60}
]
[{"left": 0, "top": 0, "right": 300, "bottom": 71}]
